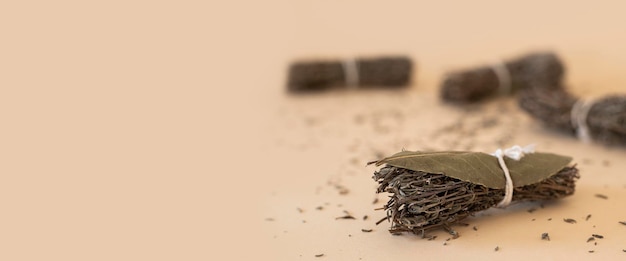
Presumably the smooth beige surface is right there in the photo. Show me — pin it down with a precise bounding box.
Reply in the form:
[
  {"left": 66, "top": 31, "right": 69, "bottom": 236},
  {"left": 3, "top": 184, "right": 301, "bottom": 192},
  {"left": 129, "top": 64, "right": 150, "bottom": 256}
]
[{"left": 3, "top": 1, "right": 626, "bottom": 260}]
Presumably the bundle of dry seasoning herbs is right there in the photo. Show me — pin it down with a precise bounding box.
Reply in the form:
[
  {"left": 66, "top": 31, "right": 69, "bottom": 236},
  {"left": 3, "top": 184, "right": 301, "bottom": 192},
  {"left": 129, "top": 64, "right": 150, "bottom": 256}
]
[
  {"left": 519, "top": 88, "right": 626, "bottom": 146},
  {"left": 287, "top": 56, "right": 413, "bottom": 92},
  {"left": 370, "top": 149, "right": 579, "bottom": 236},
  {"left": 440, "top": 52, "right": 564, "bottom": 103}
]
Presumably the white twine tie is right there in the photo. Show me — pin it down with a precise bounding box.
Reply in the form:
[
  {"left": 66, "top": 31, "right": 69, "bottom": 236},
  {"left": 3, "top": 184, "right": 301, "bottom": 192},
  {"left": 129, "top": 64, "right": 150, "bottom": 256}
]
[
  {"left": 571, "top": 98, "right": 596, "bottom": 144},
  {"left": 490, "top": 144, "right": 536, "bottom": 208},
  {"left": 342, "top": 58, "right": 360, "bottom": 88},
  {"left": 490, "top": 60, "right": 512, "bottom": 96}
]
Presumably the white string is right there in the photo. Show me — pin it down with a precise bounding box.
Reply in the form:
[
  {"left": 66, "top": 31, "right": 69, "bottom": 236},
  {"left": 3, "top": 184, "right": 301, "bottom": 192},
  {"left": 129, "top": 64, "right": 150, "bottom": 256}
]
[
  {"left": 342, "top": 58, "right": 359, "bottom": 88},
  {"left": 490, "top": 144, "right": 536, "bottom": 208},
  {"left": 570, "top": 98, "right": 596, "bottom": 144},
  {"left": 490, "top": 60, "right": 512, "bottom": 95}
]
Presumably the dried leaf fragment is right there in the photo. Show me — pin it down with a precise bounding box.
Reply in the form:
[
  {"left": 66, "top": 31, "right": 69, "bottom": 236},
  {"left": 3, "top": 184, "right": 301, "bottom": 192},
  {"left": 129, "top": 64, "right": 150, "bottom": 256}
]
[
  {"left": 595, "top": 194, "right": 608, "bottom": 199},
  {"left": 563, "top": 218, "right": 577, "bottom": 224}
]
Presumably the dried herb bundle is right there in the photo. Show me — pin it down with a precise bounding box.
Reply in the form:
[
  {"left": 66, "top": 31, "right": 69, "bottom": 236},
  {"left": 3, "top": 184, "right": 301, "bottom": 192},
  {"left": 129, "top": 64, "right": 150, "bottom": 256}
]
[
  {"left": 287, "top": 56, "right": 413, "bottom": 92},
  {"left": 370, "top": 150, "right": 579, "bottom": 236},
  {"left": 440, "top": 52, "right": 564, "bottom": 103},
  {"left": 519, "top": 88, "right": 626, "bottom": 146}
]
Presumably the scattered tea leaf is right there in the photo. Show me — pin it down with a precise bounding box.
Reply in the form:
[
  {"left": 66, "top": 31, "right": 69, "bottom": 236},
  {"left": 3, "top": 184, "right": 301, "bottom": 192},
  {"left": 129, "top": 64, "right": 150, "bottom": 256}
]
[
  {"left": 548, "top": 218, "right": 552, "bottom": 221},
  {"left": 586, "top": 214, "right": 592, "bottom": 221},
  {"left": 361, "top": 229, "right": 373, "bottom": 233},
  {"left": 315, "top": 254, "right": 324, "bottom": 257},
  {"left": 265, "top": 218, "right": 275, "bottom": 221},
  {"left": 587, "top": 237, "right": 595, "bottom": 243},
  {"left": 623, "top": 249, "right": 626, "bottom": 252},
  {"left": 528, "top": 207, "right": 537, "bottom": 213},
  {"left": 541, "top": 233, "right": 550, "bottom": 241},
  {"left": 473, "top": 226, "right": 478, "bottom": 231},
  {"left": 588, "top": 250, "right": 594, "bottom": 253},
  {"left": 316, "top": 206, "right": 324, "bottom": 211},
  {"left": 330, "top": 183, "right": 350, "bottom": 195},
  {"left": 350, "top": 157, "right": 359, "bottom": 165},
  {"left": 619, "top": 221, "right": 626, "bottom": 226},
  {"left": 495, "top": 246, "right": 500, "bottom": 252},
  {"left": 372, "top": 198, "right": 379, "bottom": 204},
  {"left": 564, "top": 218, "right": 577, "bottom": 224},
  {"left": 297, "top": 207, "right": 304, "bottom": 213},
  {"left": 336, "top": 215, "right": 356, "bottom": 220},
  {"left": 445, "top": 228, "right": 460, "bottom": 239},
  {"left": 592, "top": 234, "right": 604, "bottom": 239},
  {"left": 532, "top": 218, "right": 536, "bottom": 221},
  {"left": 363, "top": 215, "right": 368, "bottom": 221},
  {"left": 595, "top": 194, "right": 608, "bottom": 199}
]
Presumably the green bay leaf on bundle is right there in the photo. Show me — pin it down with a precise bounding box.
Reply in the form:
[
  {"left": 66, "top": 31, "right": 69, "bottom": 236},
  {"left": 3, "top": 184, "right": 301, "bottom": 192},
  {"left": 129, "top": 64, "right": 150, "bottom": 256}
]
[{"left": 372, "top": 151, "right": 572, "bottom": 189}]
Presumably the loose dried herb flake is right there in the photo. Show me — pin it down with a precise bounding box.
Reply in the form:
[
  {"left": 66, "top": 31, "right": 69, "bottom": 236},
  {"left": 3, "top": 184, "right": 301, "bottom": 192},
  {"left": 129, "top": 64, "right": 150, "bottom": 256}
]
[
  {"left": 564, "top": 218, "right": 577, "bottom": 224},
  {"left": 595, "top": 194, "right": 608, "bottom": 199}
]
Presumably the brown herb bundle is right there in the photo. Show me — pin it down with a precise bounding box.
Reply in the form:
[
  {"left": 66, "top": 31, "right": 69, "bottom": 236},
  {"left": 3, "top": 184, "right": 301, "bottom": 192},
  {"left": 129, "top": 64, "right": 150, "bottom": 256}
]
[
  {"left": 287, "top": 56, "right": 413, "bottom": 92},
  {"left": 440, "top": 52, "right": 564, "bottom": 103},
  {"left": 519, "top": 88, "right": 626, "bottom": 146},
  {"left": 370, "top": 150, "right": 579, "bottom": 236}
]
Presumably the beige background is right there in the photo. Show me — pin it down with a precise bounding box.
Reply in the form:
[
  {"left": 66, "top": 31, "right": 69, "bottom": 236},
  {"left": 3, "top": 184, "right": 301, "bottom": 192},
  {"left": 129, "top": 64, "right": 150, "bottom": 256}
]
[{"left": 2, "top": 1, "right": 626, "bottom": 260}]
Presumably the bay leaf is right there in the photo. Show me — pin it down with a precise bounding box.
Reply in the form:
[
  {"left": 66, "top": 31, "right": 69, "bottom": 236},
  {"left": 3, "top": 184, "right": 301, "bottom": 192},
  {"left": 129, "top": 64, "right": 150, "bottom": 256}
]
[
  {"left": 503, "top": 153, "right": 573, "bottom": 187},
  {"left": 372, "top": 151, "right": 572, "bottom": 189}
]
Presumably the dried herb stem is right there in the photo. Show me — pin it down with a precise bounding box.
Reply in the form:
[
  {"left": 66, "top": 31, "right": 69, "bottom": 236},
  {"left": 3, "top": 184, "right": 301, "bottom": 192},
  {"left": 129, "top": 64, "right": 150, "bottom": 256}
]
[
  {"left": 519, "top": 88, "right": 626, "bottom": 146},
  {"left": 373, "top": 165, "right": 579, "bottom": 235},
  {"left": 441, "top": 52, "right": 564, "bottom": 103}
]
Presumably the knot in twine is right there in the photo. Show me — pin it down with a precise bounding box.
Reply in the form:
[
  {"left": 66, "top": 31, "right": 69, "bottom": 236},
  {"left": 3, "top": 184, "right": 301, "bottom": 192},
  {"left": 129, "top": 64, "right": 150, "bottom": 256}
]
[{"left": 490, "top": 144, "right": 536, "bottom": 208}]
